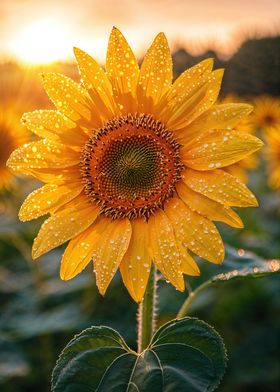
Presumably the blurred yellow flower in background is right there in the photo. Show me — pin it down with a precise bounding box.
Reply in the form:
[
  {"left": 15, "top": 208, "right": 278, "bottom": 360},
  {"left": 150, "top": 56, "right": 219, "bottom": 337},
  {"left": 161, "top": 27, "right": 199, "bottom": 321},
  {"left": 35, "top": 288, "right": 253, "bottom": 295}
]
[
  {"left": 221, "top": 94, "right": 259, "bottom": 183},
  {"left": 265, "top": 126, "right": 280, "bottom": 189},
  {"left": 7, "top": 28, "right": 263, "bottom": 302},
  {"left": 0, "top": 106, "right": 29, "bottom": 190},
  {"left": 252, "top": 95, "right": 280, "bottom": 132}
]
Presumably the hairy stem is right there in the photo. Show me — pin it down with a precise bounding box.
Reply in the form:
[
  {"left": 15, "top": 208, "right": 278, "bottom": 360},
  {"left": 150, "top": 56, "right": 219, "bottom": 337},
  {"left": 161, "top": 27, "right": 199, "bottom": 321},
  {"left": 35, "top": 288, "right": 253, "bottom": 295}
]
[
  {"left": 177, "top": 280, "right": 212, "bottom": 318},
  {"left": 137, "top": 264, "right": 157, "bottom": 353}
]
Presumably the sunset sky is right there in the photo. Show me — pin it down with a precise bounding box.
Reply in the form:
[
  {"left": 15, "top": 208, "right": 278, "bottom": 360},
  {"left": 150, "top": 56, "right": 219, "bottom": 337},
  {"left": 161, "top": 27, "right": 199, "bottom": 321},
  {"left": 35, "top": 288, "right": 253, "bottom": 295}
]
[{"left": 0, "top": 0, "right": 279, "bottom": 64}]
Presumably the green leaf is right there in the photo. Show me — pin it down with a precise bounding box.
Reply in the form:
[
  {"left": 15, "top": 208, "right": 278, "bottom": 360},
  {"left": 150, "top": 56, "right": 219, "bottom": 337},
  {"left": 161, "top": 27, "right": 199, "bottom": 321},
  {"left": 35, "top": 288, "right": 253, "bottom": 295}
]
[
  {"left": 177, "top": 247, "right": 280, "bottom": 318},
  {"left": 52, "top": 318, "right": 227, "bottom": 392},
  {"left": 212, "top": 246, "right": 280, "bottom": 283},
  {"left": 52, "top": 326, "right": 131, "bottom": 391}
]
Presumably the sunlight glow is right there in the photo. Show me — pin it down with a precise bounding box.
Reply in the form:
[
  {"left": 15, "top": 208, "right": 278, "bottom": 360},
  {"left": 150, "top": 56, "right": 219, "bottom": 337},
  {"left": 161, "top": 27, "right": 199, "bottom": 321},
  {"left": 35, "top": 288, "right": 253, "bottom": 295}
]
[{"left": 10, "top": 18, "right": 74, "bottom": 64}]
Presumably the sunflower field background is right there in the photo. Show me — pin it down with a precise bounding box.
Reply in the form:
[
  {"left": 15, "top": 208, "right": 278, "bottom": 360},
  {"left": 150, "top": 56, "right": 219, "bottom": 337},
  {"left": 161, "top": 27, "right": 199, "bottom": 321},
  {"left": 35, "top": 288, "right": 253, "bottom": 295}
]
[{"left": 1, "top": 2, "right": 280, "bottom": 391}]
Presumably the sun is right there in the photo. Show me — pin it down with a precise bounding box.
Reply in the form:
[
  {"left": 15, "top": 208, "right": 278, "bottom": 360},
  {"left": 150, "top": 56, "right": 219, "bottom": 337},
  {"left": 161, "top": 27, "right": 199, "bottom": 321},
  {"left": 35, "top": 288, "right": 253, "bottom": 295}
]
[{"left": 10, "top": 18, "right": 73, "bottom": 64}]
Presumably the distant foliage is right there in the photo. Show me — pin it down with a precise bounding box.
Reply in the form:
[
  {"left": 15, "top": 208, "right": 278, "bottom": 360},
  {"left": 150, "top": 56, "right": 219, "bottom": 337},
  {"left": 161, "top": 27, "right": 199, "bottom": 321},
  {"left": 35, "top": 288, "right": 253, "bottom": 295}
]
[
  {"left": 172, "top": 36, "right": 280, "bottom": 97},
  {"left": 225, "top": 37, "right": 280, "bottom": 96}
]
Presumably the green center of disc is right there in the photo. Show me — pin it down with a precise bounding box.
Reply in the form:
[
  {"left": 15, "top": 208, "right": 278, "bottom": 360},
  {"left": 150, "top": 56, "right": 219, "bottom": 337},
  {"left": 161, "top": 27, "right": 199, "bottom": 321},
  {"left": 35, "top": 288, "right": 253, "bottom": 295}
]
[{"left": 100, "top": 136, "right": 160, "bottom": 199}]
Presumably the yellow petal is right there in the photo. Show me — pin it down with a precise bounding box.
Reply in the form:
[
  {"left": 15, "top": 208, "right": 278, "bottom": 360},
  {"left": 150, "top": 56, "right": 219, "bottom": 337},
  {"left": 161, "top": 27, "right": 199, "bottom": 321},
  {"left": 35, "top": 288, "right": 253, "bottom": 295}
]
[
  {"left": 165, "top": 198, "right": 224, "bottom": 264},
  {"left": 119, "top": 218, "right": 152, "bottom": 302},
  {"left": 137, "top": 33, "right": 172, "bottom": 112},
  {"left": 182, "top": 129, "right": 263, "bottom": 171},
  {"left": 32, "top": 197, "right": 99, "bottom": 259},
  {"left": 240, "top": 153, "right": 258, "bottom": 170},
  {"left": 225, "top": 163, "right": 248, "bottom": 183},
  {"left": 178, "top": 103, "right": 253, "bottom": 144},
  {"left": 19, "top": 183, "right": 83, "bottom": 221},
  {"left": 158, "top": 59, "right": 213, "bottom": 119},
  {"left": 42, "top": 73, "right": 92, "bottom": 122},
  {"left": 148, "top": 210, "right": 185, "bottom": 291},
  {"left": 178, "top": 243, "right": 200, "bottom": 276},
  {"left": 183, "top": 168, "right": 258, "bottom": 207},
  {"left": 169, "top": 59, "right": 213, "bottom": 98},
  {"left": 165, "top": 69, "right": 224, "bottom": 131},
  {"left": 106, "top": 27, "right": 139, "bottom": 112},
  {"left": 92, "top": 217, "right": 132, "bottom": 296},
  {"left": 176, "top": 180, "right": 243, "bottom": 228},
  {"left": 21, "top": 110, "right": 72, "bottom": 140},
  {"left": 60, "top": 225, "right": 98, "bottom": 281},
  {"left": 74, "top": 47, "right": 113, "bottom": 95},
  {"left": 7, "top": 140, "right": 80, "bottom": 174},
  {"left": 21, "top": 110, "right": 88, "bottom": 147},
  {"left": 74, "top": 47, "right": 117, "bottom": 117},
  {"left": 19, "top": 166, "right": 80, "bottom": 184},
  {"left": 7, "top": 140, "right": 79, "bottom": 173}
]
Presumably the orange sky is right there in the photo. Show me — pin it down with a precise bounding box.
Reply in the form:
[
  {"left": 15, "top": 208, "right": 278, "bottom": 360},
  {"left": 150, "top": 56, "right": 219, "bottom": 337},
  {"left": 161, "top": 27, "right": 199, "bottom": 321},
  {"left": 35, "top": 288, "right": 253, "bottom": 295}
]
[{"left": 0, "top": 0, "right": 279, "bottom": 64}]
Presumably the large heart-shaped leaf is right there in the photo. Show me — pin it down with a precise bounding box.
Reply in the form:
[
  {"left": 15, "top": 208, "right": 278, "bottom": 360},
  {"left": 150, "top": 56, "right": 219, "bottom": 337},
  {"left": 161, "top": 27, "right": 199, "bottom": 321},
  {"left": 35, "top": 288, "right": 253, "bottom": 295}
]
[{"left": 52, "top": 317, "right": 227, "bottom": 392}]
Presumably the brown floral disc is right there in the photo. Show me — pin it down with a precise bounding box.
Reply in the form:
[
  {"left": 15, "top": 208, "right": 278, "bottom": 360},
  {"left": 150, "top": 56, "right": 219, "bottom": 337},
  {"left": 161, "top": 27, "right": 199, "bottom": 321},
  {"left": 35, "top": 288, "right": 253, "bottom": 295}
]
[
  {"left": 263, "top": 114, "right": 275, "bottom": 125},
  {"left": 80, "top": 113, "right": 184, "bottom": 220}
]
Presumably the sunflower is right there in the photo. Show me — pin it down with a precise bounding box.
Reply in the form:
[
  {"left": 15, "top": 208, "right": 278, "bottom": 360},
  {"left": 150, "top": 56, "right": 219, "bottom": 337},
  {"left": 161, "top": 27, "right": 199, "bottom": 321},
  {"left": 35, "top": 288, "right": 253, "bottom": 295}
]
[
  {"left": 7, "top": 28, "right": 263, "bottom": 302},
  {"left": 0, "top": 105, "right": 29, "bottom": 190},
  {"left": 264, "top": 126, "right": 280, "bottom": 189},
  {"left": 220, "top": 95, "right": 259, "bottom": 183},
  {"left": 252, "top": 95, "right": 280, "bottom": 132}
]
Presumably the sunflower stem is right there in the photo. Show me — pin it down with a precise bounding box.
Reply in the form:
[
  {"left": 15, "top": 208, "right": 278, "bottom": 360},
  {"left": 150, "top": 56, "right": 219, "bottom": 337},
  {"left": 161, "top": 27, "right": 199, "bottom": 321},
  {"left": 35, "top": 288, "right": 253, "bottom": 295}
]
[
  {"left": 137, "top": 263, "right": 157, "bottom": 353},
  {"left": 177, "top": 280, "right": 212, "bottom": 318}
]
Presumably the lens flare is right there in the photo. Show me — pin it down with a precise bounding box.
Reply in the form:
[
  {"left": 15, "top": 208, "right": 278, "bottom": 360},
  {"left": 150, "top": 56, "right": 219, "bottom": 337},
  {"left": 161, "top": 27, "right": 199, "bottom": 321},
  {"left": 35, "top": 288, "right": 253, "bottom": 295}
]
[{"left": 10, "top": 18, "right": 73, "bottom": 64}]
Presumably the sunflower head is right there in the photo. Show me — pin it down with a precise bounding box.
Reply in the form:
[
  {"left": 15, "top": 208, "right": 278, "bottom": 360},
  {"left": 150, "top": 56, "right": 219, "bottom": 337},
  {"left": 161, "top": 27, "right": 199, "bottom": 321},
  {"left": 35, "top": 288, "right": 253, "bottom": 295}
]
[
  {"left": 252, "top": 95, "right": 280, "bottom": 132},
  {"left": 264, "top": 125, "right": 280, "bottom": 189},
  {"left": 0, "top": 106, "right": 29, "bottom": 190},
  {"left": 7, "top": 28, "right": 263, "bottom": 302}
]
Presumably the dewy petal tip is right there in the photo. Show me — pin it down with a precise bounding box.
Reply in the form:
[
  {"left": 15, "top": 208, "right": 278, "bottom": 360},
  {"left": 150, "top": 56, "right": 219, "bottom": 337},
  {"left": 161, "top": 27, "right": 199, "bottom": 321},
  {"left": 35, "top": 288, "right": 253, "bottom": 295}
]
[
  {"left": 31, "top": 244, "right": 40, "bottom": 260},
  {"left": 110, "top": 26, "right": 122, "bottom": 36},
  {"left": 245, "top": 103, "right": 254, "bottom": 114},
  {"left": 73, "top": 46, "right": 79, "bottom": 55}
]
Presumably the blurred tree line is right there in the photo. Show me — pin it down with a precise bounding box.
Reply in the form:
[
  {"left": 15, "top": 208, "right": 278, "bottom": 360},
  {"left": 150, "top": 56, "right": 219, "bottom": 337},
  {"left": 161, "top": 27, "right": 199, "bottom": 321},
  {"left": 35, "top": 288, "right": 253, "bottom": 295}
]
[
  {"left": 172, "top": 36, "right": 280, "bottom": 96},
  {"left": 1, "top": 35, "right": 280, "bottom": 108}
]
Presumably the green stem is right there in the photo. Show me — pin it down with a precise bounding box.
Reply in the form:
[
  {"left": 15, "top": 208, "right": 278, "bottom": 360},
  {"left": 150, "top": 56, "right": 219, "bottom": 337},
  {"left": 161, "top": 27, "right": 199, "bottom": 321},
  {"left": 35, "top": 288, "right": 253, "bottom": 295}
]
[
  {"left": 177, "top": 280, "right": 212, "bottom": 318},
  {"left": 137, "top": 263, "right": 157, "bottom": 353}
]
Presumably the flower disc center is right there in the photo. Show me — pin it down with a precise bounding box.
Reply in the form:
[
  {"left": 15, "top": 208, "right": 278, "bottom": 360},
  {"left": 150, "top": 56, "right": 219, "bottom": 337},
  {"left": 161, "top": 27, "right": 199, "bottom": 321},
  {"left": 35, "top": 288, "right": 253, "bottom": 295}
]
[
  {"left": 100, "top": 136, "right": 160, "bottom": 196},
  {"left": 81, "top": 114, "right": 183, "bottom": 220}
]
